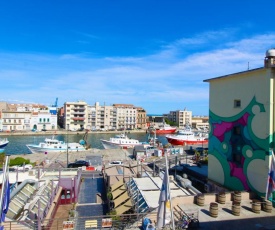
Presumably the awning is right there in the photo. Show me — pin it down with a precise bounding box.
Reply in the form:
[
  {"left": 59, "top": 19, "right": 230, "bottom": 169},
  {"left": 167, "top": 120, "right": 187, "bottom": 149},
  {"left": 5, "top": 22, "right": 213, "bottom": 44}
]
[
  {"left": 111, "top": 179, "right": 124, "bottom": 192},
  {"left": 111, "top": 184, "right": 126, "bottom": 200},
  {"left": 115, "top": 199, "right": 132, "bottom": 215},
  {"left": 114, "top": 191, "right": 130, "bottom": 208}
]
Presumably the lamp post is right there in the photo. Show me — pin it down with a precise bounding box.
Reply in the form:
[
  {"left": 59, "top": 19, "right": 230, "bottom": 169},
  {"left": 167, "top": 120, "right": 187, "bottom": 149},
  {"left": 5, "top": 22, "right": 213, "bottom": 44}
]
[{"left": 67, "top": 124, "right": 69, "bottom": 167}]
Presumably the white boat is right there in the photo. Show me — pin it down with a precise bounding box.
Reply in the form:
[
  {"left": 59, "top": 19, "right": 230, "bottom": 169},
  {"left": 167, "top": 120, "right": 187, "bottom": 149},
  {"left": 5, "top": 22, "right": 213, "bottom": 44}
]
[
  {"left": 166, "top": 129, "right": 208, "bottom": 146},
  {"left": 101, "top": 133, "right": 145, "bottom": 149},
  {"left": 26, "top": 135, "right": 87, "bottom": 153},
  {"left": 0, "top": 138, "right": 9, "bottom": 153}
]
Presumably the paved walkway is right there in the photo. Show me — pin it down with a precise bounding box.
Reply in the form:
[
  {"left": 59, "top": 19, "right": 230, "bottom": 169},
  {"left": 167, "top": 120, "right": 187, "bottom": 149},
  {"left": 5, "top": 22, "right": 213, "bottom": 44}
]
[{"left": 178, "top": 200, "right": 275, "bottom": 230}]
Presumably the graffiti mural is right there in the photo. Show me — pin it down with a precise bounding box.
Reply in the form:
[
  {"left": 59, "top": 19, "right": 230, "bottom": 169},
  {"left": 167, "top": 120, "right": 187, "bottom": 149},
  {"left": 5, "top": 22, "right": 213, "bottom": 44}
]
[{"left": 209, "top": 97, "right": 271, "bottom": 197}]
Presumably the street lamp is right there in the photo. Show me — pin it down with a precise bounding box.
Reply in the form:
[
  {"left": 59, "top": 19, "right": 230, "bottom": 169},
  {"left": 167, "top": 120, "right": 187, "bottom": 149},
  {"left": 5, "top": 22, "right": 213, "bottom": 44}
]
[{"left": 67, "top": 124, "right": 69, "bottom": 167}]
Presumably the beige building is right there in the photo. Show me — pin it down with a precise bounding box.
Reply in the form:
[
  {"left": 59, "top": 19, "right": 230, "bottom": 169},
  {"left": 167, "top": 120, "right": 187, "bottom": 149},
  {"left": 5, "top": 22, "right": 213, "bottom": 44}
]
[
  {"left": 1, "top": 111, "right": 32, "bottom": 131},
  {"left": 192, "top": 116, "right": 209, "bottom": 130},
  {"left": 136, "top": 107, "right": 147, "bottom": 129},
  {"left": 87, "top": 102, "right": 117, "bottom": 131},
  {"left": 64, "top": 101, "right": 88, "bottom": 130},
  {"left": 167, "top": 109, "right": 192, "bottom": 129},
  {"left": 85, "top": 102, "right": 147, "bottom": 131},
  {"left": 113, "top": 104, "right": 137, "bottom": 130},
  {"left": 204, "top": 49, "right": 275, "bottom": 198}
]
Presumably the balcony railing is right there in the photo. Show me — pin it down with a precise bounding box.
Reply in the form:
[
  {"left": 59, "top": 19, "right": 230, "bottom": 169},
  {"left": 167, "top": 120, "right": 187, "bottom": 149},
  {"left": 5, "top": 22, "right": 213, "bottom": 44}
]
[{"left": 72, "top": 117, "right": 85, "bottom": 121}]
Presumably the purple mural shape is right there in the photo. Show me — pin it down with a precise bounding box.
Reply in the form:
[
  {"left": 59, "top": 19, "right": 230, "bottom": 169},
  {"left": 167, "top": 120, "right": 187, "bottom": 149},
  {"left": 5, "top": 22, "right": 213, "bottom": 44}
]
[
  {"left": 213, "top": 113, "right": 249, "bottom": 142},
  {"left": 213, "top": 112, "right": 250, "bottom": 190}
]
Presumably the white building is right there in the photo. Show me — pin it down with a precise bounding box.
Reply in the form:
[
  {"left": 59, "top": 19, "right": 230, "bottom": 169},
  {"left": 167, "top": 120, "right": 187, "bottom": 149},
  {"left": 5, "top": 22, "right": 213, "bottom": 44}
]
[
  {"left": 114, "top": 104, "right": 137, "bottom": 130},
  {"left": 31, "top": 110, "right": 57, "bottom": 131}
]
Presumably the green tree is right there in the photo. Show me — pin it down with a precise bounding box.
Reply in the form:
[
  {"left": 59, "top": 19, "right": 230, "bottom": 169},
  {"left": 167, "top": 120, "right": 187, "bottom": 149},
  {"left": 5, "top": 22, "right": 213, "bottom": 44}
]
[{"left": 164, "top": 118, "right": 178, "bottom": 127}]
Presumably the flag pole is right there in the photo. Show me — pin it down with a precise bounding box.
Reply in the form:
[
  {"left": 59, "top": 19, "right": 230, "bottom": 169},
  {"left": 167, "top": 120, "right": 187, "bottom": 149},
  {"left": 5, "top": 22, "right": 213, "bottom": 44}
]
[
  {"left": 165, "top": 152, "right": 175, "bottom": 230},
  {"left": 0, "top": 155, "right": 10, "bottom": 224},
  {"left": 266, "top": 150, "right": 274, "bottom": 200}
]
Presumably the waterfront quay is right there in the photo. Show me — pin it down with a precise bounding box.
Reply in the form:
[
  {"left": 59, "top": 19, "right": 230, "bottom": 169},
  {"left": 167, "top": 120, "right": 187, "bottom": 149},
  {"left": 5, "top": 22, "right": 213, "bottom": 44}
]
[
  {"left": 8, "top": 148, "right": 134, "bottom": 168},
  {"left": 0, "top": 129, "right": 147, "bottom": 136}
]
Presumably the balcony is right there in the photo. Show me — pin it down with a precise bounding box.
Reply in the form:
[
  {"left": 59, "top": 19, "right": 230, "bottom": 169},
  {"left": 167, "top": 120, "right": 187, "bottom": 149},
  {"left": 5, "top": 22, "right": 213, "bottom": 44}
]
[
  {"left": 72, "top": 117, "right": 85, "bottom": 121},
  {"left": 72, "top": 107, "right": 85, "bottom": 110},
  {"left": 72, "top": 111, "right": 86, "bottom": 115}
]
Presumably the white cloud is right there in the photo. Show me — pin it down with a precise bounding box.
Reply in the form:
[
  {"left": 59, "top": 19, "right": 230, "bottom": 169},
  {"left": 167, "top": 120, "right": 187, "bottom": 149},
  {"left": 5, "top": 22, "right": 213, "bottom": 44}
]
[{"left": 1, "top": 30, "right": 275, "bottom": 114}]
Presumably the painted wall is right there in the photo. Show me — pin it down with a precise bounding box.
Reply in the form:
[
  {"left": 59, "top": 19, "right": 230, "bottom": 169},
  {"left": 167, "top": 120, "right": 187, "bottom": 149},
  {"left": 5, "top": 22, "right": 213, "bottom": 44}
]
[{"left": 207, "top": 68, "right": 273, "bottom": 197}]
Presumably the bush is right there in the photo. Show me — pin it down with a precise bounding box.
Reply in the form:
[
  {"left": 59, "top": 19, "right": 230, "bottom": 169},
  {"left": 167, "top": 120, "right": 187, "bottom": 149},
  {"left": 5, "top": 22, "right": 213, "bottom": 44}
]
[
  {"left": 10, "top": 157, "right": 31, "bottom": 166},
  {"left": 0, "top": 153, "right": 5, "bottom": 166}
]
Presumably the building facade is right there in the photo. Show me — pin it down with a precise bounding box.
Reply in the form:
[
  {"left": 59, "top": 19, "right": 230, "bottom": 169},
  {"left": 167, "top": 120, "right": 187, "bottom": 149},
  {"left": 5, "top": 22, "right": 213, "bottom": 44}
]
[
  {"left": 1, "top": 111, "right": 32, "bottom": 131},
  {"left": 192, "top": 116, "right": 209, "bottom": 130},
  {"left": 167, "top": 109, "right": 192, "bottom": 129},
  {"left": 204, "top": 49, "right": 275, "bottom": 198},
  {"left": 64, "top": 101, "right": 88, "bottom": 131},
  {"left": 114, "top": 104, "right": 137, "bottom": 130},
  {"left": 0, "top": 103, "right": 57, "bottom": 131}
]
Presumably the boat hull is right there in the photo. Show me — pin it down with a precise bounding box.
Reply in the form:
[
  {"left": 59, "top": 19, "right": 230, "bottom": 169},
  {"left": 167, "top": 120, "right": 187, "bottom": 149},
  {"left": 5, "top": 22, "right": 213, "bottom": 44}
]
[
  {"left": 101, "top": 139, "right": 142, "bottom": 149},
  {"left": 152, "top": 128, "right": 177, "bottom": 134},
  {"left": 166, "top": 136, "right": 208, "bottom": 146},
  {"left": 26, "top": 144, "right": 86, "bottom": 154},
  {"left": 0, "top": 139, "right": 9, "bottom": 153}
]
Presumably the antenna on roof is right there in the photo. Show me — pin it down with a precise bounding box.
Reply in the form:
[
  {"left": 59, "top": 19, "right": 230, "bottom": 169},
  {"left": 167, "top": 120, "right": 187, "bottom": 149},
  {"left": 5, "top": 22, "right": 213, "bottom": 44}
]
[{"left": 247, "top": 62, "right": 250, "bottom": 70}]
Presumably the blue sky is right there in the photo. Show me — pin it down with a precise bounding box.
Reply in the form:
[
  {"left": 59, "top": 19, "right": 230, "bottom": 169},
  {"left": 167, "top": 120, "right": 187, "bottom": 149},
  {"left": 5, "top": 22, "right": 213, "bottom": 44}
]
[{"left": 0, "top": 1, "right": 275, "bottom": 115}]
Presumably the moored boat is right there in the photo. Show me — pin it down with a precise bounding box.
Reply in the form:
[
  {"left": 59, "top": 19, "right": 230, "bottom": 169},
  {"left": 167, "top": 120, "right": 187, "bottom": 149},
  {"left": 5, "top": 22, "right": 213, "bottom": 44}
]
[
  {"left": 101, "top": 133, "right": 146, "bottom": 149},
  {"left": 166, "top": 129, "right": 208, "bottom": 146},
  {"left": 148, "top": 123, "right": 177, "bottom": 134},
  {"left": 26, "top": 135, "right": 88, "bottom": 153},
  {"left": 0, "top": 138, "right": 9, "bottom": 153}
]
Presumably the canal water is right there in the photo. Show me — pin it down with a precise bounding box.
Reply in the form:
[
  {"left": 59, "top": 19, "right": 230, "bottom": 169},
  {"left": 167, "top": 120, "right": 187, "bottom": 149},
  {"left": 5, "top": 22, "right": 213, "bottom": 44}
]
[{"left": 2, "top": 132, "right": 169, "bottom": 155}]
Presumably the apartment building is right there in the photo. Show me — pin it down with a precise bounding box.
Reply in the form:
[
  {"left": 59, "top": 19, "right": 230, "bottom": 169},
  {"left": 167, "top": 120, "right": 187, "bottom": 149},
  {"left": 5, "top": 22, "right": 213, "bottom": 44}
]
[
  {"left": 113, "top": 104, "right": 137, "bottom": 130},
  {"left": 87, "top": 103, "right": 117, "bottom": 131},
  {"left": 1, "top": 111, "right": 32, "bottom": 131},
  {"left": 1, "top": 103, "right": 57, "bottom": 131},
  {"left": 64, "top": 101, "right": 88, "bottom": 130},
  {"left": 136, "top": 107, "right": 147, "bottom": 129},
  {"left": 167, "top": 109, "right": 192, "bottom": 129}
]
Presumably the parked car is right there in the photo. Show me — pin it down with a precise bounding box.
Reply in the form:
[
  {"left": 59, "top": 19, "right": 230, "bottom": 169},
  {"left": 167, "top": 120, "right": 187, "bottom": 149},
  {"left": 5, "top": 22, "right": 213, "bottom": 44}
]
[
  {"left": 41, "top": 129, "right": 47, "bottom": 131},
  {"left": 109, "top": 161, "right": 123, "bottom": 165},
  {"left": 12, "top": 164, "right": 33, "bottom": 171},
  {"left": 67, "top": 160, "right": 90, "bottom": 168}
]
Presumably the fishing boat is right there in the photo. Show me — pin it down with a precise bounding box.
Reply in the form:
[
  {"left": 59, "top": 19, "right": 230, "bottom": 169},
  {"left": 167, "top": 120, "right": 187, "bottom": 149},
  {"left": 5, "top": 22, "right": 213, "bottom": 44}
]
[
  {"left": 148, "top": 123, "right": 177, "bottom": 134},
  {"left": 0, "top": 138, "right": 9, "bottom": 153},
  {"left": 166, "top": 129, "right": 208, "bottom": 146},
  {"left": 101, "top": 133, "right": 146, "bottom": 149},
  {"left": 26, "top": 135, "right": 88, "bottom": 153}
]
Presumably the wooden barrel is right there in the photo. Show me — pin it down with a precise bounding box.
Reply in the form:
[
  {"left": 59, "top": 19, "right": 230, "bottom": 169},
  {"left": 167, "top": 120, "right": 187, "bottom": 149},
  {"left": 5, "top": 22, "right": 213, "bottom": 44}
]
[
  {"left": 209, "top": 202, "right": 218, "bottom": 218},
  {"left": 217, "top": 192, "right": 226, "bottom": 204},
  {"left": 233, "top": 191, "right": 242, "bottom": 203},
  {"left": 232, "top": 202, "right": 241, "bottom": 216},
  {"left": 263, "top": 200, "right": 272, "bottom": 213},
  {"left": 196, "top": 194, "right": 205, "bottom": 206},
  {"left": 252, "top": 199, "right": 261, "bottom": 214}
]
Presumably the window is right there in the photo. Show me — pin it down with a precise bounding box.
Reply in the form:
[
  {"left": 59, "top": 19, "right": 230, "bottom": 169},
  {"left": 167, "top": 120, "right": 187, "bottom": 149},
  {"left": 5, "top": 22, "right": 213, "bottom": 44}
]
[{"left": 234, "top": 100, "right": 241, "bottom": 108}]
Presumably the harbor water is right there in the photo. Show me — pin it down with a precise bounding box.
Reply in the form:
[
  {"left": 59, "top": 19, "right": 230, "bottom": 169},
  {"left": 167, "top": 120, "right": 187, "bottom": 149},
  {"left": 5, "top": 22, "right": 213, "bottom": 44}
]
[{"left": 2, "top": 132, "right": 169, "bottom": 155}]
